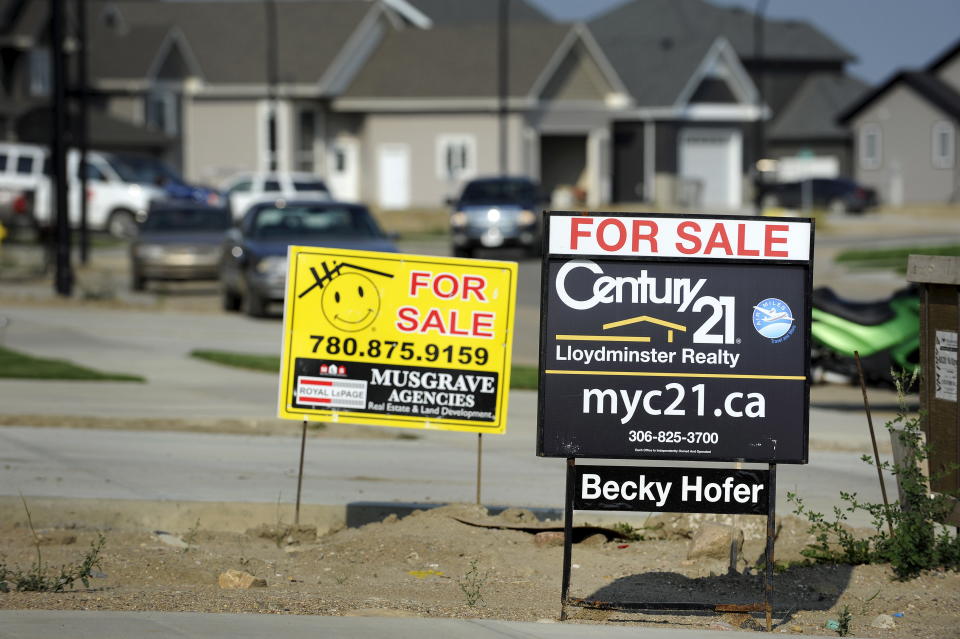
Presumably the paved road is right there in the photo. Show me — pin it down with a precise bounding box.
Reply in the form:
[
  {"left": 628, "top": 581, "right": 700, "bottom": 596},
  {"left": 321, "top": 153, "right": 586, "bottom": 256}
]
[
  {"left": 0, "top": 610, "right": 837, "bottom": 639},
  {"left": 0, "top": 300, "right": 904, "bottom": 526},
  {"left": 0, "top": 215, "right": 930, "bottom": 525}
]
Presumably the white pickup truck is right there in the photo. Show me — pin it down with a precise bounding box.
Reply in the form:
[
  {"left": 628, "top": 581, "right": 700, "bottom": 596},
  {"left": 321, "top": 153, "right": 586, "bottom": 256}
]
[{"left": 0, "top": 142, "right": 164, "bottom": 237}]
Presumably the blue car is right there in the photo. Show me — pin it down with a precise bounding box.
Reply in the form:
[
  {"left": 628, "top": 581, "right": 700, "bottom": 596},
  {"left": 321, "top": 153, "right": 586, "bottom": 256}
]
[
  {"left": 106, "top": 153, "right": 221, "bottom": 206},
  {"left": 219, "top": 199, "right": 397, "bottom": 317}
]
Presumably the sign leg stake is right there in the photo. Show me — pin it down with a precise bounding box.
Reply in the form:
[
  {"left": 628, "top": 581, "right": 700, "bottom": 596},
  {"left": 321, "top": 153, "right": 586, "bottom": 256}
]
[
  {"left": 476, "top": 433, "right": 483, "bottom": 505},
  {"left": 764, "top": 462, "right": 777, "bottom": 632},
  {"left": 295, "top": 418, "right": 307, "bottom": 525},
  {"left": 854, "top": 351, "right": 894, "bottom": 536},
  {"left": 560, "top": 457, "right": 575, "bottom": 621}
]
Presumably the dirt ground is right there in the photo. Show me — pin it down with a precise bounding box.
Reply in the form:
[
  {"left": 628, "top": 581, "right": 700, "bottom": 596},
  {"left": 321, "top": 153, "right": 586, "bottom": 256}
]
[{"left": 2, "top": 504, "right": 958, "bottom": 636}]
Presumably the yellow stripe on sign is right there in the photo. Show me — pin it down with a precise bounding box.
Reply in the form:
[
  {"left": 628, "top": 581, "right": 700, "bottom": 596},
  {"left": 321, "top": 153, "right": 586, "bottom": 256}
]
[
  {"left": 545, "top": 370, "right": 806, "bottom": 380},
  {"left": 556, "top": 335, "right": 652, "bottom": 343}
]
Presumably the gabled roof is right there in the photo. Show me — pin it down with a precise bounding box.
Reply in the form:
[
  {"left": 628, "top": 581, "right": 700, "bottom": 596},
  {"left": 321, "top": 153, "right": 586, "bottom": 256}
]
[
  {"left": 339, "top": 22, "right": 572, "bottom": 101},
  {"left": 839, "top": 71, "right": 960, "bottom": 124},
  {"left": 0, "top": 0, "right": 45, "bottom": 44},
  {"left": 927, "top": 37, "right": 960, "bottom": 74},
  {"left": 592, "top": 32, "right": 716, "bottom": 107},
  {"left": 89, "top": 23, "right": 172, "bottom": 81},
  {"left": 769, "top": 73, "right": 868, "bottom": 140},
  {"left": 87, "top": 0, "right": 375, "bottom": 86},
  {"left": 590, "top": 0, "right": 853, "bottom": 64}
]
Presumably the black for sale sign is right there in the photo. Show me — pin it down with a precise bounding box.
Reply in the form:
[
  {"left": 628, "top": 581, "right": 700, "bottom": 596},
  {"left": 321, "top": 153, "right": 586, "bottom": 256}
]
[{"left": 537, "top": 212, "right": 813, "bottom": 463}]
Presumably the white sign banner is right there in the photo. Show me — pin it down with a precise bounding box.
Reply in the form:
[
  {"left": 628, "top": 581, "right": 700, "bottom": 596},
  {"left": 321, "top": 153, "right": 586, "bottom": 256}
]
[
  {"left": 549, "top": 215, "right": 811, "bottom": 262},
  {"left": 935, "top": 330, "right": 957, "bottom": 402}
]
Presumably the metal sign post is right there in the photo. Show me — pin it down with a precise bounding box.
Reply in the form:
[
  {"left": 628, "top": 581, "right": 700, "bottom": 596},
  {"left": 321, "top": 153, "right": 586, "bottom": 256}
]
[
  {"left": 295, "top": 417, "right": 307, "bottom": 525},
  {"left": 538, "top": 211, "right": 813, "bottom": 630},
  {"left": 276, "top": 247, "right": 518, "bottom": 510},
  {"left": 560, "top": 462, "right": 778, "bottom": 630},
  {"left": 475, "top": 433, "right": 483, "bottom": 505}
]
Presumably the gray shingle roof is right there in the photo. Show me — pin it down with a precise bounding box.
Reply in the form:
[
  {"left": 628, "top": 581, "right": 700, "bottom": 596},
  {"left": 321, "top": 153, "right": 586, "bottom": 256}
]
[
  {"left": 87, "top": 0, "right": 373, "bottom": 84},
  {"left": 589, "top": 30, "right": 715, "bottom": 107},
  {"left": 89, "top": 23, "right": 171, "bottom": 80},
  {"left": 1, "top": 0, "right": 45, "bottom": 42},
  {"left": 341, "top": 22, "right": 571, "bottom": 99},
  {"left": 839, "top": 71, "right": 960, "bottom": 123},
  {"left": 768, "top": 73, "right": 868, "bottom": 140},
  {"left": 590, "top": 0, "right": 853, "bottom": 64},
  {"left": 405, "top": 0, "right": 550, "bottom": 25}
]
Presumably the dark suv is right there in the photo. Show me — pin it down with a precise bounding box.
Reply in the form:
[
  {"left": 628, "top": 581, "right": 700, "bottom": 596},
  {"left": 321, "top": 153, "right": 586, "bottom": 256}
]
[{"left": 448, "top": 177, "right": 547, "bottom": 258}]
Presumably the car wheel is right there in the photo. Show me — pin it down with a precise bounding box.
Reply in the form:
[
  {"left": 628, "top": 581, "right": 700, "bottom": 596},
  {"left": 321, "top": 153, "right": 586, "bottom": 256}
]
[
  {"left": 107, "top": 209, "right": 137, "bottom": 238},
  {"left": 453, "top": 246, "right": 472, "bottom": 259},
  {"left": 828, "top": 198, "right": 848, "bottom": 215},
  {"left": 221, "top": 287, "right": 242, "bottom": 312},
  {"left": 244, "top": 290, "right": 267, "bottom": 318},
  {"left": 131, "top": 269, "right": 146, "bottom": 292}
]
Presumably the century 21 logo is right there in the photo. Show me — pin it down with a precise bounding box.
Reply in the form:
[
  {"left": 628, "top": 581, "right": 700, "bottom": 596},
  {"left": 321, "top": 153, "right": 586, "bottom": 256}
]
[{"left": 554, "top": 260, "right": 735, "bottom": 345}]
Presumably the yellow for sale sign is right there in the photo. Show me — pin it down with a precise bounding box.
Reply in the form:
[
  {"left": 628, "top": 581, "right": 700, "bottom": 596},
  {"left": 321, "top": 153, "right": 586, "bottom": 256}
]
[{"left": 278, "top": 247, "right": 517, "bottom": 433}]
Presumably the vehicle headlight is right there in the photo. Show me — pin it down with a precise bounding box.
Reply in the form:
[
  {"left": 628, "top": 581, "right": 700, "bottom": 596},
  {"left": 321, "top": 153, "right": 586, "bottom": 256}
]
[
  {"left": 135, "top": 245, "right": 166, "bottom": 259},
  {"left": 255, "top": 256, "right": 287, "bottom": 277},
  {"left": 518, "top": 209, "right": 536, "bottom": 225},
  {"left": 451, "top": 211, "right": 468, "bottom": 228}
]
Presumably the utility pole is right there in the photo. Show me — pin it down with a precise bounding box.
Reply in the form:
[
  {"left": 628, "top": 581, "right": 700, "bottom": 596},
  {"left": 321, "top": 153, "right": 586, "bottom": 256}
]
[
  {"left": 497, "top": 0, "right": 509, "bottom": 176},
  {"left": 265, "top": 0, "right": 279, "bottom": 171},
  {"left": 77, "top": 0, "right": 90, "bottom": 264},
  {"left": 752, "top": 0, "right": 769, "bottom": 215},
  {"left": 51, "top": 0, "right": 72, "bottom": 295}
]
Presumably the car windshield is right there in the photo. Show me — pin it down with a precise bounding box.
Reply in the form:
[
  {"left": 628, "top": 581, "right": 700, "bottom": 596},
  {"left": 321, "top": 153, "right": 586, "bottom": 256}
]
[
  {"left": 143, "top": 208, "right": 232, "bottom": 231},
  {"left": 250, "top": 205, "right": 383, "bottom": 240},
  {"left": 107, "top": 154, "right": 183, "bottom": 186},
  {"left": 293, "top": 179, "right": 328, "bottom": 192},
  {"left": 460, "top": 179, "right": 537, "bottom": 204}
]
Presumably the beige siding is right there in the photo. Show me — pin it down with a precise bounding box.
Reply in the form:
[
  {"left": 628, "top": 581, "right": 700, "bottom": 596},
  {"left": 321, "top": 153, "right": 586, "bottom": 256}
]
[
  {"left": 852, "top": 85, "right": 958, "bottom": 204},
  {"left": 540, "top": 43, "right": 610, "bottom": 102},
  {"left": 937, "top": 54, "right": 960, "bottom": 92},
  {"left": 361, "top": 113, "right": 526, "bottom": 208},
  {"left": 105, "top": 96, "right": 143, "bottom": 124},
  {"left": 182, "top": 99, "right": 259, "bottom": 183}
]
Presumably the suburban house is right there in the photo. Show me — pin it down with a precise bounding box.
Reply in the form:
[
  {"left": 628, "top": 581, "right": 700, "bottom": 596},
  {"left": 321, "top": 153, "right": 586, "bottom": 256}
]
[
  {"left": 0, "top": 0, "right": 867, "bottom": 212},
  {"left": 839, "top": 38, "right": 960, "bottom": 205},
  {"left": 588, "top": 0, "right": 866, "bottom": 208}
]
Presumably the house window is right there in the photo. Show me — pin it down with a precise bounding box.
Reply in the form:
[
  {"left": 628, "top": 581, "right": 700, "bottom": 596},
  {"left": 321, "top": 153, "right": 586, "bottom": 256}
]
[
  {"left": 145, "top": 90, "right": 180, "bottom": 136},
  {"left": 859, "top": 123, "right": 882, "bottom": 170},
  {"left": 297, "top": 109, "right": 316, "bottom": 172},
  {"left": 932, "top": 121, "right": 955, "bottom": 169},
  {"left": 15, "top": 155, "right": 34, "bottom": 175},
  {"left": 29, "top": 47, "right": 51, "bottom": 97},
  {"left": 436, "top": 135, "right": 477, "bottom": 181}
]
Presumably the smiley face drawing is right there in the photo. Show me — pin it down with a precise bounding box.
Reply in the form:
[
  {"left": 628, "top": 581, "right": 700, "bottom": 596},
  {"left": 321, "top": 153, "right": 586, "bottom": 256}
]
[{"left": 321, "top": 271, "right": 381, "bottom": 332}]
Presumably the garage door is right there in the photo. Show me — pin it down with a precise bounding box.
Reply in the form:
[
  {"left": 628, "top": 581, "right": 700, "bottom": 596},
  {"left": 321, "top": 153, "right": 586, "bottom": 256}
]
[{"left": 679, "top": 128, "right": 742, "bottom": 210}]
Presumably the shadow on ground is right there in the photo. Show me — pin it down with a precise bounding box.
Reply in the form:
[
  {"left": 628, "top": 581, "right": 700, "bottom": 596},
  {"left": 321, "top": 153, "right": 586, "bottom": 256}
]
[{"left": 579, "top": 562, "right": 852, "bottom": 615}]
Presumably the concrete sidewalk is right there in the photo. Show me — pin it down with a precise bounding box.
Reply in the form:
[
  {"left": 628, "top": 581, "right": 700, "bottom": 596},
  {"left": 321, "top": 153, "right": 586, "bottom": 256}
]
[{"left": 0, "top": 610, "right": 839, "bottom": 639}]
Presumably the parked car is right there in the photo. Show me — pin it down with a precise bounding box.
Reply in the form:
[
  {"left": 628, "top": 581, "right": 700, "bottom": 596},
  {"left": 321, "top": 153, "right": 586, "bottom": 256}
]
[
  {"left": 221, "top": 172, "right": 332, "bottom": 219},
  {"left": 448, "top": 176, "right": 548, "bottom": 258},
  {"left": 107, "top": 153, "right": 220, "bottom": 206},
  {"left": 130, "top": 202, "right": 232, "bottom": 291},
  {"left": 0, "top": 142, "right": 166, "bottom": 237},
  {"left": 219, "top": 199, "right": 396, "bottom": 317},
  {"left": 760, "top": 178, "right": 879, "bottom": 214}
]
